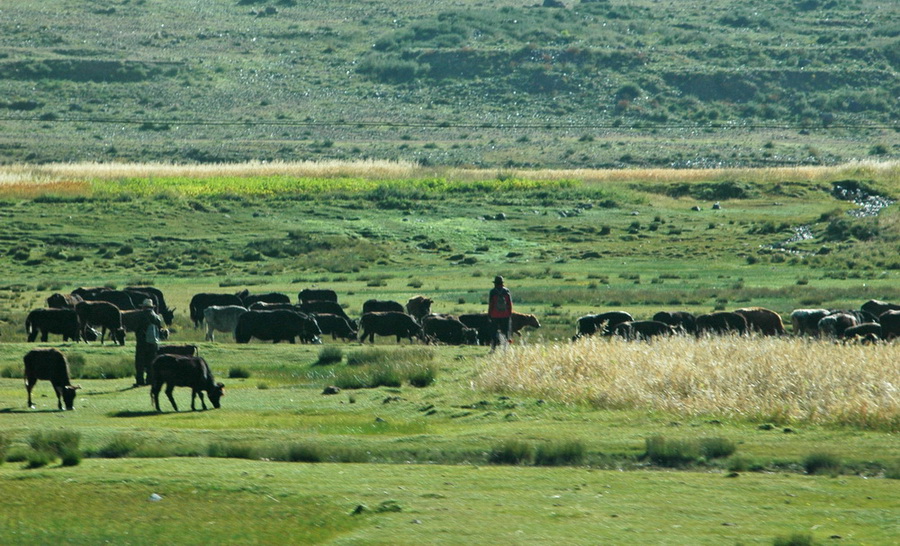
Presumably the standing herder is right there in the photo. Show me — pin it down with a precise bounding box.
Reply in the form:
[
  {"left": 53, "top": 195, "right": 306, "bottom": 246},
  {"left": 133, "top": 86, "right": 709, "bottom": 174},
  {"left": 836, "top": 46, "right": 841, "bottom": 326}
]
[
  {"left": 488, "top": 275, "right": 513, "bottom": 351},
  {"left": 133, "top": 298, "right": 162, "bottom": 387}
]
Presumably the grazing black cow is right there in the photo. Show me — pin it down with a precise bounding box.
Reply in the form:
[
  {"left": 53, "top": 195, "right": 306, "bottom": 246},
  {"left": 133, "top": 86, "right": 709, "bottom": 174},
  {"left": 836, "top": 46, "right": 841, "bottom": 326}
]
[
  {"left": 190, "top": 293, "right": 244, "bottom": 328},
  {"left": 26, "top": 308, "right": 84, "bottom": 342},
  {"left": 423, "top": 315, "right": 478, "bottom": 345},
  {"left": 734, "top": 307, "right": 786, "bottom": 336},
  {"left": 818, "top": 312, "right": 858, "bottom": 338},
  {"left": 299, "top": 288, "right": 338, "bottom": 304},
  {"left": 150, "top": 354, "right": 224, "bottom": 412},
  {"left": 299, "top": 300, "right": 354, "bottom": 325},
  {"left": 313, "top": 313, "right": 358, "bottom": 341},
  {"left": 610, "top": 320, "right": 676, "bottom": 340},
  {"left": 459, "top": 312, "right": 542, "bottom": 345},
  {"left": 24, "top": 348, "right": 81, "bottom": 410},
  {"left": 84, "top": 289, "right": 139, "bottom": 312},
  {"left": 573, "top": 311, "right": 634, "bottom": 340},
  {"left": 841, "top": 322, "right": 882, "bottom": 343},
  {"left": 652, "top": 311, "right": 696, "bottom": 334},
  {"left": 406, "top": 296, "right": 434, "bottom": 322},
  {"left": 458, "top": 313, "right": 493, "bottom": 344},
  {"left": 861, "top": 299, "right": 900, "bottom": 319},
  {"left": 877, "top": 310, "right": 900, "bottom": 341},
  {"left": 362, "top": 299, "right": 405, "bottom": 314},
  {"left": 790, "top": 309, "right": 832, "bottom": 336},
  {"left": 235, "top": 310, "right": 321, "bottom": 344},
  {"left": 241, "top": 292, "right": 291, "bottom": 307},
  {"left": 75, "top": 301, "right": 125, "bottom": 345},
  {"left": 70, "top": 286, "right": 107, "bottom": 300},
  {"left": 46, "top": 292, "right": 83, "bottom": 309},
  {"left": 126, "top": 286, "right": 176, "bottom": 326},
  {"left": 695, "top": 312, "right": 748, "bottom": 336},
  {"left": 358, "top": 312, "right": 422, "bottom": 344}
]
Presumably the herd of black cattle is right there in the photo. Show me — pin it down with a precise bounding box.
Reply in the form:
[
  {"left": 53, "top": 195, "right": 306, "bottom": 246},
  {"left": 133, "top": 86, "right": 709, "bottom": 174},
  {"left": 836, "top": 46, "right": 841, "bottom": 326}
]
[{"left": 14, "top": 284, "right": 900, "bottom": 413}]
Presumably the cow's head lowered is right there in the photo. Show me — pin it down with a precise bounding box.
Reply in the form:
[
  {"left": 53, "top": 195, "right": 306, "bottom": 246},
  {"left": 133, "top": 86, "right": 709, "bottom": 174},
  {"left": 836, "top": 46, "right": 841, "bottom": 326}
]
[{"left": 209, "top": 383, "right": 225, "bottom": 409}]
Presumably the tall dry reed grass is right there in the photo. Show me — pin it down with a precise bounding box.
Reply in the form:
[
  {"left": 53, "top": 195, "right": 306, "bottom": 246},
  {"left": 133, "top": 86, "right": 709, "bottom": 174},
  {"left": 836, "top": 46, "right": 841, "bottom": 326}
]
[
  {"left": 1, "top": 159, "right": 896, "bottom": 186},
  {"left": 477, "top": 336, "right": 900, "bottom": 430},
  {"left": 0, "top": 159, "right": 420, "bottom": 182}
]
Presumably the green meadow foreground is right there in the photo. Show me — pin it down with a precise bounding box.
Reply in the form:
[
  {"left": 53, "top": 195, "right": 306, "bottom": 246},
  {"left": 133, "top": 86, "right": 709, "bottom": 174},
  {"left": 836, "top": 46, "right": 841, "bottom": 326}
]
[
  {"left": 2, "top": 458, "right": 898, "bottom": 545},
  {"left": 1, "top": 339, "right": 898, "bottom": 544},
  {"left": 0, "top": 162, "right": 898, "bottom": 543}
]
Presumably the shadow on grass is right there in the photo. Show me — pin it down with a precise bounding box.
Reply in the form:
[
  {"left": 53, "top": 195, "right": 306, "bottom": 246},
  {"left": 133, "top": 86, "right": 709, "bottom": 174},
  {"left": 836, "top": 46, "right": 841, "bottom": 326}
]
[
  {"left": 0, "top": 407, "right": 65, "bottom": 414},
  {"left": 81, "top": 385, "right": 139, "bottom": 397},
  {"left": 108, "top": 410, "right": 159, "bottom": 418}
]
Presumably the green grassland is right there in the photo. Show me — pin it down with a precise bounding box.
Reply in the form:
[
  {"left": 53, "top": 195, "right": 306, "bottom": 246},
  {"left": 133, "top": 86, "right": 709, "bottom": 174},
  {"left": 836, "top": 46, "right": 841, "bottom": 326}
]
[
  {"left": 0, "top": 0, "right": 897, "bottom": 166},
  {"left": 0, "top": 164, "right": 898, "bottom": 542}
]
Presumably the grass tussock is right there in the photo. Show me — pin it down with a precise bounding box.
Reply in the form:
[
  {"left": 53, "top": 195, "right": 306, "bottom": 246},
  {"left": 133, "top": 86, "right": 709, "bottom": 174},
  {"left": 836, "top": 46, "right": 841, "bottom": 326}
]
[
  {"left": 488, "top": 440, "right": 535, "bottom": 465},
  {"left": 478, "top": 337, "right": 900, "bottom": 430},
  {"left": 644, "top": 436, "right": 736, "bottom": 467},
  {"left": 25, "top": 429, "right": 82, "bottom": 467}
]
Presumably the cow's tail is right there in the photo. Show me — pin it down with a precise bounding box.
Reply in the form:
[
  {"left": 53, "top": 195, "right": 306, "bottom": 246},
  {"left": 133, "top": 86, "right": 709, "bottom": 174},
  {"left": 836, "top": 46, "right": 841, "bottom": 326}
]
[{"left": 25, "top": 315, "right": 33, "bottom": 335}]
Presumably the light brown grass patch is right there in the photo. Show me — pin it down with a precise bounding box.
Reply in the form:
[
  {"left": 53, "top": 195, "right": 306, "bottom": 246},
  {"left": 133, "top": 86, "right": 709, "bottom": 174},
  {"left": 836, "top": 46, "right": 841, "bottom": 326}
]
[
  {"left": 1, "top": 160, "right": 896, "bottom": 186},
  {"left": 477, "top": 336, "right": 900, "bottom": 429}
]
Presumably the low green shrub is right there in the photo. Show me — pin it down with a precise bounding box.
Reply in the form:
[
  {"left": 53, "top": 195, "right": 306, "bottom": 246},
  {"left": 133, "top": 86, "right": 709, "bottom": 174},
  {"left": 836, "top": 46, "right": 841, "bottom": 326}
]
[
  {"left": 488, "top": 440, "right": 534, "bottom": 465},
  {"left": 25, "top": 450, "right": 54, "bottom": 469},
  {"left": 208, "top": 441, "right": 256, "bottom": 460},
  {"left": 0, "top": 366, "right": 22, "bottom": 378},
  {"left": 0, "top": 433, "right": 9, "bottom": 464},
  {"left": 407, "top": 363, "right": 437, "bottom": 388},
  {"left": 534, "top": 440, "right": 586, "bottom": 466},
  {"left": 699, "top": 437, "right": 737, "bottom": 459},
  {"left": 228, "top": 366, "right": 251, "bottom": 379},
  {"left": 316, "top": 346, "right": 343, "bottom": 365},
  {"left": 773, "top": 532, "right": 816, "bottom": 546},
  {"left": 284, "top": 443, "right": 323, "bottom": 463},
  {"left": 884, "top": 460, "right": 900, "bottom": 480},
  {"left": 95, "top": 434, "right": 144, "bottom": 458},
  {"left": 28, "top": 430, "right": 81, "bottom": 457},
  {"left": 645, "top": 436, "right": 700, "bottom": 467},
  {"left": 5, "top": 446, "right": 31, "bottom": 463},
  {"left": 803, "top": 452, "right": 842, "bottom": 475},
  {"left": 60, "top": 446, "right": 82, "bottom": 467},
  {"left": 67, "top": 353, "right": 87, "bottom": 377}
]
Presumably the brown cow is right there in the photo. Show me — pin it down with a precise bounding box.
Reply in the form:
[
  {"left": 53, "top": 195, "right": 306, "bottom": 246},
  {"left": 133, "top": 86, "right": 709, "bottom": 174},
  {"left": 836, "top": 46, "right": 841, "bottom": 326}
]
[
  {"left": 511, "top": 312, "right": 541, "bottom": 336},
  {"left": 75, "top": 301, "right": 125, "bottom": 345},
  {"left": 734, "top": 307, "right": 786, "bottom": 336},
  {"left": 24, "top": 348, "right": 81, "bottom": 410},
  {"left": 695, "top": 312, "right": 748, "bottom": 336},
  {"left": 406, "top": 295, "right": 434, "bottom": 322}
]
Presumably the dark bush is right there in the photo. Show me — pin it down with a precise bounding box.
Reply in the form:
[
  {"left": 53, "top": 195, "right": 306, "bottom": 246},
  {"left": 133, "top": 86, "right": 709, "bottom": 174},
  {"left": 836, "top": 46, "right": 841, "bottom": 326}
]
[
  {"left": 534, "top": 440, "right": 586, "bottom": 466},
  {"left": 315, "top": 347, "right": 343, "bottom": 365},
  {"left": 803, "top": 452, "right": 841, "bottom": 475},
  {"left": 488, "top": 440, "right": 534, "bottom": 465},
  {"left": 228, "top": 366, "right": 251, "bottom": 379}
]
